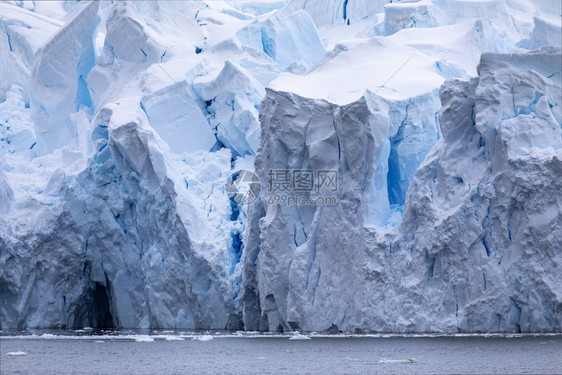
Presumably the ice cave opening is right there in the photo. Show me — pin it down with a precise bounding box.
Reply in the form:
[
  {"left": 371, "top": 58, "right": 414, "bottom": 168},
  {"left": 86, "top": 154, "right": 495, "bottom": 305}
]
[
  {"left": 91, "top": 283, "right": 114, "bottom": 329},
  {"left": 74, "top": 283, "right": 114, "bottom": 330}
]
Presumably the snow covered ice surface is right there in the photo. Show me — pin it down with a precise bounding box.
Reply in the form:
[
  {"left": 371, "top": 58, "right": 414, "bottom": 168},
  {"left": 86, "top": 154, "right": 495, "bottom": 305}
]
[{"left": 0, "top": 0, "right": 561, "bottom": 334}]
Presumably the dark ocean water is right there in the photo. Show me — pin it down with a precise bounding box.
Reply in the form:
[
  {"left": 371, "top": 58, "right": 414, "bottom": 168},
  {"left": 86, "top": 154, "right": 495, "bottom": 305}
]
[{"left": 1, "top": 332, "right": 561, "bottom": 374}]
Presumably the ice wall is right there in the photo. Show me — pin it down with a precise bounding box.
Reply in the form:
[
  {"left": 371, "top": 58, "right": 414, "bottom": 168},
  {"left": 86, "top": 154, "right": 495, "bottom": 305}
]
[
  {"left": 242, "top": 90, "right": 378, "bottom": 331},
  {"left": 1, "top": 0, "right": 560, "bottom": 333},
  {"left": 241, "top": 37, "right": 445, "bottom": 331},
  {"left": 401, "top": 46, "right": 562, "bottom": 332},
  {"left": 243, "top": 47, "right": 562, "bottom": 332}
]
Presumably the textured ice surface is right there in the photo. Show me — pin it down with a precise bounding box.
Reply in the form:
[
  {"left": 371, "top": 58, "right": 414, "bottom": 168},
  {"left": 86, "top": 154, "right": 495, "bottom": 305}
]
[
  {"left": 140, "top": 83, "right": 216, "bottom": 154},
  {"left": 243, "top": 47, "right": 562, "bottom": 332},
  {"left": 267, "top": 37, "right": 445, "bottom": 225},
  {"left": 520, "top": 16, "right": 562, "bottom": 50},
  {"left": 194, "top": 60, "right": 264, "bottom": 156},
  {"left": 255, "top": 10, "right": 325, "bottom": 73},
  {"left": 281, "top": 0, "right": 389, "bottom": 27},
  {"left": 0, "top": 3, "right": 62, "bottom": 95},
  {"left": 384, "top": 0, "right": 516, "bottom": 36},
  {"left": 400, "top": 46, "right": 562, "bottom": 332},
  {"left": 0, "top": 0, "right": 560, "bottom": 333},
  {"left": 31, "top": 1, "right": 99, "bottom": 154}
]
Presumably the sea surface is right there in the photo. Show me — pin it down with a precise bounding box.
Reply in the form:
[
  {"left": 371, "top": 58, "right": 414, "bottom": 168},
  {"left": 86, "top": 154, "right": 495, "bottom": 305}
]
[{"left": 1, "top": 331, "right": 561, "bottom": 374}]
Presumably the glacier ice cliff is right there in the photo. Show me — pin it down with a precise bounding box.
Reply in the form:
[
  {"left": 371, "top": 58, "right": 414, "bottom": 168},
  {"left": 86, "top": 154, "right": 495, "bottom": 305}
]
[
  {"left": 242, "top": 46, "right": 562, "bottom": 332},
  {"left": 0, "top": 0, "right": 560, "bottom": 333},
  {"left": 399, "top": 47, "right": 562, "bottom": 332}
]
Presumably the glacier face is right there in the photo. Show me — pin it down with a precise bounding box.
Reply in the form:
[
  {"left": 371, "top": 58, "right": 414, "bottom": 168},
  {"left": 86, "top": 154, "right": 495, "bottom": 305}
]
[
  {"left": 400, "top": 47, "right": 562, "bottom": 332},
  {"left": 244, "top": 46, "right": 562, "bottom": 333},
  {"left": 0, "top": 0, "right": 292, "bottom": 330},
  {"left": 0, "top": 0, "right": 561, "bottom": 332}
]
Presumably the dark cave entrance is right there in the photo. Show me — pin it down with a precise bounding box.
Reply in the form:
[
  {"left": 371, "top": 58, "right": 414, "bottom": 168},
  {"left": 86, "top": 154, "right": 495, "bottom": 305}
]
[{"left": 90, "top": 283, "right": 114, "bottom": 329}]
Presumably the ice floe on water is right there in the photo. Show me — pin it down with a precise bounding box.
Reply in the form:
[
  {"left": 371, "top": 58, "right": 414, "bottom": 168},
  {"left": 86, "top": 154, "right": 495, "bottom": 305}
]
[
  {"left": 192, "top": 335, "right": 214, "bottom": 342},
  {"left": 378, "top": 358, "right": 417, "bottom": 364},
  {"left": 164, "top": 336, "right": 185, "bottom": 341},
  {"left": 1, "top": 331, "right": 561, "bottom": 342},
  {"left": 7, "top": 351, "right": 27, "bottom": 356},
  {"left": 134, "top": 336, "right": 155, "bottom": 343},
  {"left": 289, "top": 333, "right": 311, "bottom": 340}
]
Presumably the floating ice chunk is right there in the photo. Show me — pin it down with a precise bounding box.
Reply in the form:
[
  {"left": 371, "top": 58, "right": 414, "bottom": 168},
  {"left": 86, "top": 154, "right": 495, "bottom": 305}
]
[
  {"left": 164, "top": 336, "right": 185, "bottom": 341},
  {"left": 94, "top": 340, "right": 105, "bottom": 344},
  {"left": 192, "top": 335, "right": 213, "bottom": 341},
  {"left": 289, "top": 333, "right": 311, "bottom": 340},
  {"left": 7, "top": 351, "right": 27, "bottom": 356},
  {"left": 135, "top": 336, "right": 154, "bottom": 343},
  {"left": 378, "top": 358, "right": 417, "bottom": 364}
]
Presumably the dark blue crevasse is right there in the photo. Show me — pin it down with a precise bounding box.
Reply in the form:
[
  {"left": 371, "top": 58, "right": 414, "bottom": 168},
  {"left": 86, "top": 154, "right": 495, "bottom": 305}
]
[
  {"left": 230, "top": 229, "right": 244, "bottom": 275},
  {"left": 228, "top": 188, "right": 243, "bottom": 274},
  {"left": 343, "top": 0, "right": 349, "bottom": 20},
  {"left": 387, "top": 125, "right": 407, "bottom": 206},
  {"left": 230, "top": 198, "right": 240, "bottom": 221},
  {"left": 428, "top": 257, "right": 436, "bottom": 278}
]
